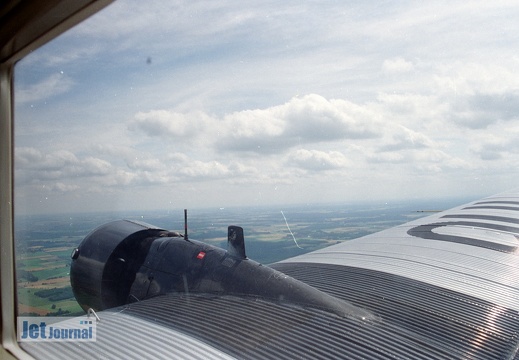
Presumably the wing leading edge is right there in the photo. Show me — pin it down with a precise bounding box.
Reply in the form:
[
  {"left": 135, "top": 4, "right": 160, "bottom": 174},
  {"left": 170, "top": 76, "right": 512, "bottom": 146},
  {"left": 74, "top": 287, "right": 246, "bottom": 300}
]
[{"left": 21, "top": 191, "right": 519, "bottom": 359}]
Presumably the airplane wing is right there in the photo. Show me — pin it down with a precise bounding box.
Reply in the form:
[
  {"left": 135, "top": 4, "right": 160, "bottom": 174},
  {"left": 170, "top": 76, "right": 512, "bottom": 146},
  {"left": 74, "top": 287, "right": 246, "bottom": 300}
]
[{"left": 20, "top": 191, "right": 519, "bottom": 359}]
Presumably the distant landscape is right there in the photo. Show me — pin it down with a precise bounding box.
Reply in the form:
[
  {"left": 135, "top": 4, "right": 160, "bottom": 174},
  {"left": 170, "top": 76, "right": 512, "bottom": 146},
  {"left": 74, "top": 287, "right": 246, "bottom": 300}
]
[{"left": 15, "top": 198, "right": 465, "bottom": 316}]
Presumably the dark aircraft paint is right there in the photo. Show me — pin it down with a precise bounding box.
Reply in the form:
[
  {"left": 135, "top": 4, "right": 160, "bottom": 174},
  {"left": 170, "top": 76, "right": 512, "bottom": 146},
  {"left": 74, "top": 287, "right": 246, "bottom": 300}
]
[
  {"left": 70, "top": 219, "right": 374, "bottom": 320},
  {"left": 407, "top": 220, "right": 519, "bottom": 253},
  {"left": 441, "top": 213, "right": 519, "bottom": 224}
]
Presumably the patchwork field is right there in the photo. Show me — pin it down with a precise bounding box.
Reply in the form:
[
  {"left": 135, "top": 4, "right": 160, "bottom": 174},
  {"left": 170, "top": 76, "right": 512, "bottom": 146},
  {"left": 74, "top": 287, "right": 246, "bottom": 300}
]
[{"left": 15, "top": 199, "right": 452, "bottom": 317}]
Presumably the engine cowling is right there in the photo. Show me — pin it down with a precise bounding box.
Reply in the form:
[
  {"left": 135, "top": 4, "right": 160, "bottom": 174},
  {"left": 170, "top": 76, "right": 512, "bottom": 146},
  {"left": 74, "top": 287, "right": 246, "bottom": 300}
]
[
  {"left": 70, "top": 220, "right": 174, "bottom": 311},
  {"left": 70, "top": 219, "right": 374, "bottom": 320}
]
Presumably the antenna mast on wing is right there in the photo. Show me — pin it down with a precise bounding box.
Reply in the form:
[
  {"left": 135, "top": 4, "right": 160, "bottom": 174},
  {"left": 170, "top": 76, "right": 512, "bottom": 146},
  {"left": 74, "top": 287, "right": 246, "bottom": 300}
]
[{"left": 184, "top": 209, "right": 188, "bottom": 241}]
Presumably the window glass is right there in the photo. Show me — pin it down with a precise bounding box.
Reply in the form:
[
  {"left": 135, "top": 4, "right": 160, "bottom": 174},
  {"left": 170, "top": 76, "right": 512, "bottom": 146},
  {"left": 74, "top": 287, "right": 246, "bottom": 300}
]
[{"left": 14, "top": 0, "right": 519, "bottom": 318}]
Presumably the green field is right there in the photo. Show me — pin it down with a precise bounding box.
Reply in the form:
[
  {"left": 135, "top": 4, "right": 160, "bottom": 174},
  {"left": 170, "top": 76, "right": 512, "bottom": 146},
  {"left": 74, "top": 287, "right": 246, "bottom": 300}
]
[
  {"left": 15, "top": 215, "right": 87, "bottom": 316},
  {"left": 15, "top": 201, "right": 437, "bottom": 316}
]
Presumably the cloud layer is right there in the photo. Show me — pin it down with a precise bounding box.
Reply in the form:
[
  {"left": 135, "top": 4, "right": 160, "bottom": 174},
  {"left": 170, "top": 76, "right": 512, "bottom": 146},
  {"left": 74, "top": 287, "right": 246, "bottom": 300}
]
[{"left": 13, "top": 1, "right": 519, "bottom": 213}]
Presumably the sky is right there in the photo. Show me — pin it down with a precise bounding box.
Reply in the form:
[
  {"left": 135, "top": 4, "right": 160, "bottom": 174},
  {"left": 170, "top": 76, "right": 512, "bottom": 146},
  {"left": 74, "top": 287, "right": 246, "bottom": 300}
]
[{"left": 13, "top": 0, "right": 519, "bottom": 214}]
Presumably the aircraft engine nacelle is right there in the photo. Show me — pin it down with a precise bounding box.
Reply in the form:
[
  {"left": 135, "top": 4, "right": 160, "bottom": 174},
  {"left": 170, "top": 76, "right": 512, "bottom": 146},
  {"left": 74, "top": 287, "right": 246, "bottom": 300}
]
[
  {"left": 70, "top": 219, "right": 373, "bottom": 320},
  {"left": 69, "top": 220, "right": 175, "bottom": 312}
]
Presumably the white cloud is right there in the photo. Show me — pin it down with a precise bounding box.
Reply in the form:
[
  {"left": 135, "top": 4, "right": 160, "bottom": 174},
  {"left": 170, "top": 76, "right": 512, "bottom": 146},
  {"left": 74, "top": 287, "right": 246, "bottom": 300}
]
[
  {"left": 13, "top": 1, "right": 519, "bottom": 213},
  {"left": 378, "top": 126, "right": 436, "bottom": 152},
  {"left": 449, "top": 91, "right": 519, "bottom": 129},
  {"left": 215, "top": 94, "right": 381, "bottom": 153},
  {"left": 131, "top": 110, "right": 214, "bottom": 138},
  {"left": 129, "top": 94, "right": 382, "bottom": 154},
  {"left": 383, "top": 57, "right": 414, "bottom": 73},
  {"left": 80, "top": 157, "right": 112, "bottom": 176},
  {"left": 16, "top": 73, "right": 74, "bottom": 104},
  {"left": 287, "top": 149, "right": 350, "bottom": 171},
  {"left": 28, "top": 150, "right": 78, "bottom": 171},
  {"left": 15, "top": 148, "right": 112, "bottom": 183},
  {"left": 50, "top": 182, "right": 80, "bottom": 192},
  {"left": 367, "top": 152, "right": 407, "bottom": 164},
  {"left": 414, "top": 149, "right": 471, "bottom": 171},
  {"left": 126, "top": 157, "right": 164, "bottom": 172},
  {"left": 376, "top": 93, "right": 443, "bottom": 122},
  {"left": 178, "top": 160, "right": 230, "bottom": 179},
  {"left": 283, "top": 95, "right": 381, "bottom": 140},
  {"left": 15, "top": 147, "right": 44, "bottom": 166},
  {"left": 470, "top": 132, "right": 519, "bottom": 161}
]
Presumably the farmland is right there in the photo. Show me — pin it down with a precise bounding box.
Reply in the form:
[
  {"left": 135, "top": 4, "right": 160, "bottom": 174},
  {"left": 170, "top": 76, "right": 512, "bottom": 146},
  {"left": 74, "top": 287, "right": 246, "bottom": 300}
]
[{"left": 15, "top": 199, "right": 448, "bottom": 316}]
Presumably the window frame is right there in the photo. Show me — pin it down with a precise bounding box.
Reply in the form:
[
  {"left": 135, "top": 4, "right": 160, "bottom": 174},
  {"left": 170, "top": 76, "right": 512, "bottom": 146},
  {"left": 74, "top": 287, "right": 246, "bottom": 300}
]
[{"left": 0, "top": 2, "right": 113, "bottom": 358}]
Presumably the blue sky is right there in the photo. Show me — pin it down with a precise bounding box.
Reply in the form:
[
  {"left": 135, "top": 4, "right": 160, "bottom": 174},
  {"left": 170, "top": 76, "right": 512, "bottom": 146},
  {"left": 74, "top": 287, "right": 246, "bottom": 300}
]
[{"left": 13, "top": 1, "right": 519, "bottom": 214}]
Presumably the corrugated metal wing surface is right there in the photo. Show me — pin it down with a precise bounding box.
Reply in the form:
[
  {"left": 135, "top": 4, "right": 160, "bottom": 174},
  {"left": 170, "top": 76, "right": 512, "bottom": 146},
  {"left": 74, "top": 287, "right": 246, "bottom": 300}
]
[
  {"left": 21, "top": 191, "right": 519, "bottom": 359},
  {"left": 282, "top": 192, "right": 519, "bottom": 311}
]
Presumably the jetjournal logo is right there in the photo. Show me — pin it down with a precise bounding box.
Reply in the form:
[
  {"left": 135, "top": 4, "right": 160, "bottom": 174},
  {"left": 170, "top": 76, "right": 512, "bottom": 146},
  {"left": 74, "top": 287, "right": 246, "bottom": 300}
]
[{"left": 17, "top": 316, "right": 97, "bottom": 342}]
